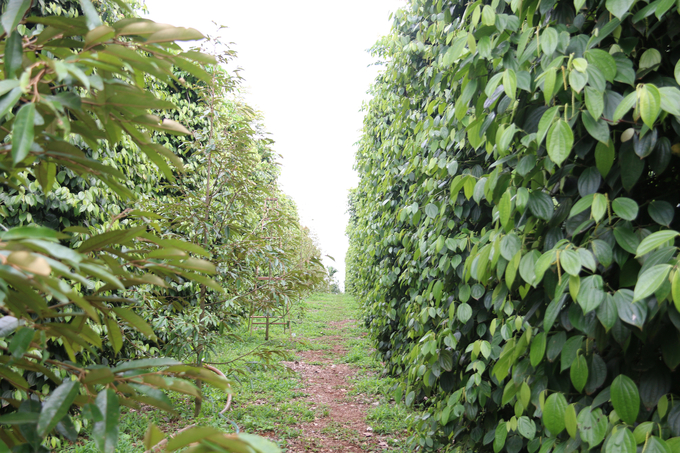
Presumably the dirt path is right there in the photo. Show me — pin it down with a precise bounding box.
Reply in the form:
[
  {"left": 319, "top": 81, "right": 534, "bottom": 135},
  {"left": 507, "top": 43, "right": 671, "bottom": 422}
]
[{"left": 276, "top": 319, "right": 391, "bottom": 453}]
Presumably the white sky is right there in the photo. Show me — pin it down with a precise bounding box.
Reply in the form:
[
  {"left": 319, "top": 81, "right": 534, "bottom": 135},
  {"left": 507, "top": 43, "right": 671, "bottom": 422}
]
[{"left": 144, "top": 0, "right": 404, "bottom": 288}]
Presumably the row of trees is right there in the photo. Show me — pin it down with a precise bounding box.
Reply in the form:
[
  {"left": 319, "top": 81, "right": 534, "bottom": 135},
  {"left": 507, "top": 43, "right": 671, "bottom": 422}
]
[
  {"left": 0, "top": 0, "right": 325, "bottom": 452},
  {"left": 348, "top": 0, "right": 680, "bottom": 452}
]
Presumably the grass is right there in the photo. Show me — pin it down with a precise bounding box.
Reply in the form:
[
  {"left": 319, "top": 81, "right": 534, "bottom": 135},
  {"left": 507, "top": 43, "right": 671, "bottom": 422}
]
[{"left": 59, "top": 293, "right": 413, "bottom": 452}]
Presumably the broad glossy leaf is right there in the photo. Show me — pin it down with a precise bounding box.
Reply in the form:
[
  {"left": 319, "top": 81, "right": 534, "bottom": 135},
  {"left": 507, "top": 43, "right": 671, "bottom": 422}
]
[
  {"left": 636, "top": 230, "right": 679, "bottom": 257},
  {"left": 560, "top": 249, "right": 581, "bottom": 276},
  {"left": 547, "top": 119, "right": 573, "bottom": 166},
  {"left": 501, "top": 234, "right": 521, "bottom": 261},
  {"left": 611, "top": 375, "right": 640, "bottom": 424},
  {"left": 612, "top": 198, "right": 638, "bottom": 221},
  {"left": 583, "top": 111, "right": 610, "bottom": 143},
  {"left": 543, "top": 392, "right": 567, "bottom": 435},
  {"left": 633, "top": 264, "right": 672, "bottom": 302},
  {"left": 518, "top": 416, "right": 536, "bottom": 439},
  {"left": 606, "top": 0, "right": 635, "bottom": 18},
  {"left": 597, "top": 294, "right": 618, "bottom": 330},
  {"left": 542, "top": 28, "right": 558, "bottom": 55},
  {"left": 561, "top": 335, "right": 583, "bottom": 373},
  {"left": 648, "top": 201, "right": 674, "bottom": 226},
  {"left": 615, "top": 289, "right": 647, "bottom": 328},
  {"left": 585, "top": 86, "right": 604, "bottom": 120},
  {"left": 519, "top": 250, "right": 541, "bottom": 286},
  {"left": 613, "top": 92, "right": 637, "bottom": 123},
  {"left": 577, "top": 275, "right": 605, "bottom": 313},
  {"left": 606, "top": 427, "right": 636, "bottom": 453},
  {"left": 614, "top": 225, "right": 640, "bottom": 254},
  {"left": 639, "top": 84, "right": 661, "bottom": 129},
  {"left": 578, "top": 407, "right": 607, "bottom": 447},
  {"left": 659, "top": 87, "right": 680, "bottom": 116},
  {"left": 570, "top": 354, "right": 588, "bottom": 393}
]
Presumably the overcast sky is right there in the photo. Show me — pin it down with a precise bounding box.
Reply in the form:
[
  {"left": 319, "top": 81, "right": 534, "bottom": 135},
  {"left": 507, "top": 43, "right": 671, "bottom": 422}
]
[{"left": 144, "top": 0, "right": 403, "bottom": 288}]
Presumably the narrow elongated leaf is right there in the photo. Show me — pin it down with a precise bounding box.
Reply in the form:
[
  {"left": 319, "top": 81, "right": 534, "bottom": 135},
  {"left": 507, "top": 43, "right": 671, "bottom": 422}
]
[
  {"left": 633, "top": 264, "right": 672, "bottom": 302},
  {"left": 37, "top": 381, "right": 79, "bottom": 436},
  {"left": 571, "top": 354, "right": 588, "bottom": 393},
  {"left": 637, "top": 230, "right": 678, "bottom": 257},
  {"left": 639, "top": 84, "right": 661, "bottom": 129},
  {"left": 12, "top": 103, "right": 36, "bottom": 165},
  {"left": 1, "top": 0, "right": 32, "bottom": 33},
  {"left": 93, "top": 389, "right": 119, "bottom": 453}
]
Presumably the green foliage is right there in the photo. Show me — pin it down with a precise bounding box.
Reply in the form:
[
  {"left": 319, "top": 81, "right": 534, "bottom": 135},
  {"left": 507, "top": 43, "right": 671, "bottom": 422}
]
[
  {"left": 348, "top": 0, "right": 680, "bottom": 450},
  {"left": 0, "top": 0, "right": 322, "bottom": 452}
]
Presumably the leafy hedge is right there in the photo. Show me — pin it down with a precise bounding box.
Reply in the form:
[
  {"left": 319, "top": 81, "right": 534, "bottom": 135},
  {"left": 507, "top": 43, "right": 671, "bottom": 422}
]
[
  {"left": 347, "top": 0, "right": 680, "bottom": 451},
  {"left": 0, "top": 1, "right": 321, "bottom": 452}
]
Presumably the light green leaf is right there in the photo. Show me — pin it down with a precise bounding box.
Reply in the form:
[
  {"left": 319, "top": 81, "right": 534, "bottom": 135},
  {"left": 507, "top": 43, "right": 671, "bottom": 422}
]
[
  {"left": 606, "top": 427, "right": 636, "bottom": 453},
  {"left": 606, "top": 0, "right": 635, "bottom": 19},
  {"left": 504, "top": 69, "right": 517, "bottom": 99},
  {"left": 543, "top": 393, "right": 567, "bottom": 435},
  {"left": 639, "top": 84, "right": 661, "bottom": 129},
  {"left": 633, "top": 264, "right": 672, "bottom": 302},
  {"left": 585, "top": 86, "right": 604, "bottom": 120},
  {"left": 578, "top": 407, "right": 607, "bottom": 447},
  {"left": 613, "top": 92, "right": 637, "bottom": 123},
  {"left": 658, "top": 87, "right": 680, "bottom": 116},
  {"left": 612, "top": 198, "right": 639, "bottom": 221},
  {"left": 547, "top": 119, "right": 574, "bottom": 166},
  {"left": 636, "top": 230, "right": 679, "bottom": 257},
  {"left": 541, "top": 28, "right": 558, "bottom": 56},
  {"left": 560, "top": 249, "right": 581, "bottom": 276},
  {"left": 570, "top": 354, "right": 588, "bottom": 393}
]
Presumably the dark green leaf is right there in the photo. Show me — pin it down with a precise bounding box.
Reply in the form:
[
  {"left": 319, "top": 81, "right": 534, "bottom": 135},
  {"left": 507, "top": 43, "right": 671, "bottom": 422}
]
[
  {"left": 8, "top": 327, "right": 33, "bottom": 358},
  {"left": 528, "top": 191, "right": 554, "bottom": 221},
  {"left": 37, "top": 380, "right": 79, "bottom": 436},
  {"left": 648, "top": 201, "right": 674, "bottom": 226},
  {"left": 93, "top": 389, "right": 119, "bottom": 453}
]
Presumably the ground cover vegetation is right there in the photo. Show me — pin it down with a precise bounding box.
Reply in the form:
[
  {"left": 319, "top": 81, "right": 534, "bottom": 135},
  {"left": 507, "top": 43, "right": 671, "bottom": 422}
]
[
  {"left": 0, "top": 0, "right": 326, "bottom": 452},
  {"left": 61, "top": 293, "right": 415, "bottom": 452},
  {"left": 347, "top": 0, "right": 680, "bottom": 451}
]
